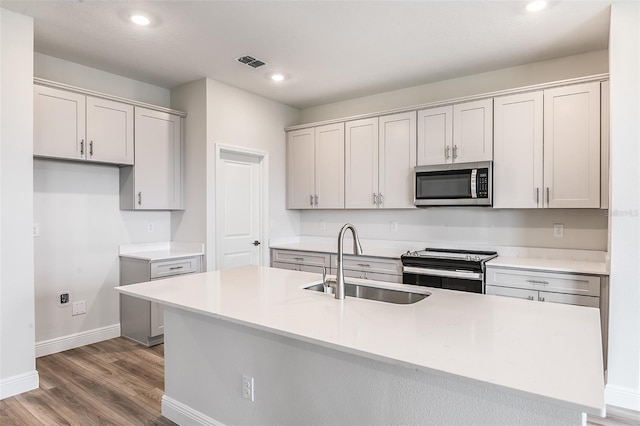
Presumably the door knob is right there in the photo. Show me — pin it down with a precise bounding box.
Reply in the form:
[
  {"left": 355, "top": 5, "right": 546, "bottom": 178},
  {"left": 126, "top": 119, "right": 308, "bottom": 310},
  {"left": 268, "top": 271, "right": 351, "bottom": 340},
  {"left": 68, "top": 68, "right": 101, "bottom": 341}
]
[{"left": 252, "top": 240, "right": 261, "bottom": 246}]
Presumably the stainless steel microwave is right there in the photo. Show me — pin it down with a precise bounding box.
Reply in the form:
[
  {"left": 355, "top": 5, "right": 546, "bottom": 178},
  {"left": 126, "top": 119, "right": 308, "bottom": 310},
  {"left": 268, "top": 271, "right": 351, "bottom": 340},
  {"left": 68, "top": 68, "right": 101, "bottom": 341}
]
[{"left": 414, "top": 161, "right": 492, "bottom": 206}]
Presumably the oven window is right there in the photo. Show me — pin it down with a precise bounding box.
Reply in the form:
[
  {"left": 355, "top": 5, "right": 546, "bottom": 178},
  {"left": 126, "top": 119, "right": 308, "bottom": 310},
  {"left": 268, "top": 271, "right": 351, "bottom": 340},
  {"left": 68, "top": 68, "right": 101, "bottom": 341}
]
[{"left": 416, "top": 170, "right": 472, "bottom": 199}]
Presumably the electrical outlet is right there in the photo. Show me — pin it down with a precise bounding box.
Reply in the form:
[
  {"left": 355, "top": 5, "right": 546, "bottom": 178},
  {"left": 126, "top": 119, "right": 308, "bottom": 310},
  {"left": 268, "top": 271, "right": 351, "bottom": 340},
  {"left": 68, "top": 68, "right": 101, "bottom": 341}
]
[
  {"left": 147, "top": 223, "right": 154, "bottom": 232},
  {"left": 320, "top": 220, "right": 326, "bottom": 230},
  {"left": 59, "top": 292, "right": 70, "bottom": 306},
  {"left": 33, "top": 223, "right": 40, "bottom": 237},
  {"left": 72, "top": 300, "right": 86, "bottom": 316},
  {"left": 242, "top": 375, "right": 254, "bottom": 401},
  {"left": 553, "top": 223, "right": 564, "bottom": 238},
  {"left": 390, "top": 221, "right": 398, "bottom": 232}
]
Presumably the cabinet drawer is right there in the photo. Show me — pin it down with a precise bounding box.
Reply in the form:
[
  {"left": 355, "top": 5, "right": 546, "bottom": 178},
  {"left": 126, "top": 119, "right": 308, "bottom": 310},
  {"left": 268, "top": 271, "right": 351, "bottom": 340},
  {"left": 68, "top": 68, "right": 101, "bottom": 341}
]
[
  {"left": 271, "top": 249, "right": 331, "bottom": 267},
  {"left": 343, "top": 269, "right": 402, "bottom": 284},
  {"left": 332, "top": 255, "right": 401, "bottom": 275},
  {"left": 539, "top": 291, "right": 600, "bottom": 308},
  {"left": 272, "top": 261, "right": 326, "bottom": 275},
  {"left": 486, "top": 267, "right": 600, "bottom": 297},
  {"left": 151, "top": 256, "right": 201, "bottom": 279},
  {"left": 486, "top": 285, "right": 538, "bottom": 301}
]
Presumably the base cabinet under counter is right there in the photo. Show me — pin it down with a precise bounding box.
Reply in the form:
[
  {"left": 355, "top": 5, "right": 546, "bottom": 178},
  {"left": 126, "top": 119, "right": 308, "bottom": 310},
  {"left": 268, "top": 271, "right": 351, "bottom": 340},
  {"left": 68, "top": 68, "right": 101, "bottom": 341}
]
[
  {"left": 120, "top": 255, "right": 202, "bottom": 346},
  {"left": 271, "top": 249, "right": 332, "bottom": 274}
]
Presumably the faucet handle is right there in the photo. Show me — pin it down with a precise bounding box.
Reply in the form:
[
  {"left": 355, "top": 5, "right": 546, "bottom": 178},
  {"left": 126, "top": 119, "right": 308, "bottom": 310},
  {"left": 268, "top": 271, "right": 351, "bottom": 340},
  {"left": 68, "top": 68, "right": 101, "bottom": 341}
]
[{"left": 322, "top": 265, "right": 327, "bottom": 283}]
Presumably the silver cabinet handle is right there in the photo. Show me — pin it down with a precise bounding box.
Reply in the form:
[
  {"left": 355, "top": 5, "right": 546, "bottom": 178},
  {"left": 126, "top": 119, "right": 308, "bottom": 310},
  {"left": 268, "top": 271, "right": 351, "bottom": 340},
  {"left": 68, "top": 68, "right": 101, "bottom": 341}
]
[
  {"left": 539, "top": 297, "right": 546, "bottom": 302},
  {"left": 373, "top": 193, "right": 377, "bottom": 205},
  {"left": 453, "top": 145, "right": 458, "bottom": 160},
  {"left": 80, "top": 139, "right": 85, "bottom": 156},
  {"left": 445, "top": 145, "right": 450, "bottom": 160},
  {"left": 536, "top": 187, "right": 540, "bottom": 205},
  {"left": 527, "top": 279, "right": 549, "bottom": 285},
  {"left": 378, "top": 193, "right": 383, "bottom": 207},
  {"left": 310, "top": 195, "right": 313, "bottom": 206},
  {"left": 314, "top": 195, "right": 318, "bottom": 206},
  {"left": 357, "top": 263, "right": 371, "bottom": 267},
  {"left": 137, "top": 192, "right": 142, "bottom": 206},
  {"left": 546, "top": 187, "right": 550, "bottom": 205},
  {"left": 294, "top": 257, "right": 304, "bottom": 261},
  {"left": 89, "top": 140, "right": 94, "bottom": 157},
  {"left": 527, "top": 296, "right": 535, "bottom": 301},
  {"left": 169, "top": 266, "right": 184, "bottom": 270}
]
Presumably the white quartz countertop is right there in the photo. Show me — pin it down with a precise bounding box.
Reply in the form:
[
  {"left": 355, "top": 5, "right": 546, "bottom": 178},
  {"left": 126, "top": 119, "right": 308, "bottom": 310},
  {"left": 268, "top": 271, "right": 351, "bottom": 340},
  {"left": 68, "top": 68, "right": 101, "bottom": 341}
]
[
  {"left": 487, "top": 257, "right": 609, "bottom": 276},
  {"left": 115, "top": 265, "right": 605, "bottom": 416},
  {"left": 119, "top": 242, "right": 204, "bottom": 261}
]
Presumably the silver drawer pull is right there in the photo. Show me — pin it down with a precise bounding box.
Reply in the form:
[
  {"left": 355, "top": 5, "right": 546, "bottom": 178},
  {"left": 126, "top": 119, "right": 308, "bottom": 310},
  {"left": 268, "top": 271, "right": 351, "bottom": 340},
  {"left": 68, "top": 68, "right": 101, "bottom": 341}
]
[
  {"left": 527, "top": 279, "right": 549, "bottom": 285},
  {"left": 169, "top": 266, "right": 184, "bottom": 270},
  {"left": 527, "top": 296, "right": 535, "bottom": 301},
  {"left": 294, "top": 257, "right": 304, "bottom": 261},
  {"left": 357, "top": 263, "right": 371, "bottom": 267},
  {"left": 539, "top": 297, "right": 546, "bottom": 302}
]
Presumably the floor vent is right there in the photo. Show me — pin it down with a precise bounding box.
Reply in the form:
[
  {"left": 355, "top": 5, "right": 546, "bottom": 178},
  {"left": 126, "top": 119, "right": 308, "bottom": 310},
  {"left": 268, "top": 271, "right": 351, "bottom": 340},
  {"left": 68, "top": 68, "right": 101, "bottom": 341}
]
[{"left": 237, "top": 55, "right": 267, "bottom": 68}]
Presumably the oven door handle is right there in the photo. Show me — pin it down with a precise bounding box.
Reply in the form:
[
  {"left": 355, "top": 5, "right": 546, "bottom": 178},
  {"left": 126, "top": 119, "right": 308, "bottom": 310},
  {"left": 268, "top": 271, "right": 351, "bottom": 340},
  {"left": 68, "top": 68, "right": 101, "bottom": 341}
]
[{"left": 403, "top": 266, "right": 482, "bottom": 280}]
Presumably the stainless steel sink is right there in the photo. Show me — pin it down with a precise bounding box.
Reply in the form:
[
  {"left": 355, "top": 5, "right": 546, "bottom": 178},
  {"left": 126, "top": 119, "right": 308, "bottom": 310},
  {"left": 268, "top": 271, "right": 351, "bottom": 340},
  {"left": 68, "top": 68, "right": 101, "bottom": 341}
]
[{"left": 304, "top": 282, "right": 429, "bottom": 304}]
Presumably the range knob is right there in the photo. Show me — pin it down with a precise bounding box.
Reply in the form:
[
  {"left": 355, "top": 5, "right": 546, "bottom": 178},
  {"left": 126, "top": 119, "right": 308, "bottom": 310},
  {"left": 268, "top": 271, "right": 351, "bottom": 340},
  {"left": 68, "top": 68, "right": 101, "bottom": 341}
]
[
  {"left": 474, "top": 256, "right": 481, "bottom": 262},
  {"left": 465, "top": 255, "right": 471, "bottom": 261}
]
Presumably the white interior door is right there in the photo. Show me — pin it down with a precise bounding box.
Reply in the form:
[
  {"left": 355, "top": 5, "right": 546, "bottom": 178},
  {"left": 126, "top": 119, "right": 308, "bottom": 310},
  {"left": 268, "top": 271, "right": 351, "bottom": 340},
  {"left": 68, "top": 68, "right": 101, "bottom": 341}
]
[{"left": 217, "top": 150, "right": 262, "bottom": 270}]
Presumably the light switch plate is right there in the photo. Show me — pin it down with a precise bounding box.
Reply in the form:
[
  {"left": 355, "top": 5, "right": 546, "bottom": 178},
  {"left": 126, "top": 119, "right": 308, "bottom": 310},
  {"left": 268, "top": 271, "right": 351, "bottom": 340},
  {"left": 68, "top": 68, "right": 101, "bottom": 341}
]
[{"left": 72, "top": 300, "right": 86, "bottom": 316}]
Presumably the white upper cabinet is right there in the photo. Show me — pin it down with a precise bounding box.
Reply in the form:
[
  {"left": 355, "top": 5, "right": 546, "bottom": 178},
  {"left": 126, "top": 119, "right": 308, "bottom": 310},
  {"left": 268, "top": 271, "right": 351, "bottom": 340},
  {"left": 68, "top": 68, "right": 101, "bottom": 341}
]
[
  {"left": 345, "top": 112, "right": 416, "bottom": 209},
  {"left": 452, "top": 99, "right": 493, "bottom": 163},
  {"left": 345, "top": 118, "right": 379, "bottom": 209},
  {"left": 86, "top": 96, "right": 134, "bottom": 164},
  {"left": 494, "top": 82, "right": 601, "bottom": 209},
  {"left": 34, "top": 85, "right": 86, "bottom": 160},
  {"left": 378, "top": 111, "right": 416, "bottom": 209},
  {"left": 286, "top": 123, "right": 344, "bottom": 209},
  {"left": 543, "top": 82, "right": 601, "bottom": 208},
  {"left": 34, "top": 85, "right": 133, "bottom": 165},
  {"left": 120, "top": 107, "right": 183, "bottom": 210},
  {"left": 286, "top": 127, "right": 316, "bottom": 209},
  {"left": 493, "top": 91, "right": 544, "bottom": 208},
  {"left": 315, "top": 123, "right": 345, "bottom": 209},
  {"left": 417, "top": 99, "right": 492, "bottom": 165},
  {"left": 417, "top": 105, "right": 452, "bottom": 166}
]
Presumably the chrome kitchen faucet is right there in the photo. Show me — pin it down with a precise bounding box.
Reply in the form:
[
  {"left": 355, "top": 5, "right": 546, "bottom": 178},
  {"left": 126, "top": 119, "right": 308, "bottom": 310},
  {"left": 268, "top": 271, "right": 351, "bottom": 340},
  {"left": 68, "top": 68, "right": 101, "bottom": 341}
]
[{"left": 335, "top": 223, "right": 363, "bottom": 300}]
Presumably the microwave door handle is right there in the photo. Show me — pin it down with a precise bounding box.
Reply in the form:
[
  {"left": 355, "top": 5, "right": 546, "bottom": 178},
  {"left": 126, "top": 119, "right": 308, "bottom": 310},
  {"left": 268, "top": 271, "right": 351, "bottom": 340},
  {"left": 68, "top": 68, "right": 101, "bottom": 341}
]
[{"left": 470, "top": 169, "right": 478, "bottom": 198}]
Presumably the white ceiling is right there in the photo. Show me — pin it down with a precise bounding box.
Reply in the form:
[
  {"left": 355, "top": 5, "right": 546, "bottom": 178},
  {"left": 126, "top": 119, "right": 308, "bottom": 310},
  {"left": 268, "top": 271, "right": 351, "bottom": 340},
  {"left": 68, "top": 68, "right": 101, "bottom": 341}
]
[{"left": 1, "top": 1, "right": 611, "bottom": 109}]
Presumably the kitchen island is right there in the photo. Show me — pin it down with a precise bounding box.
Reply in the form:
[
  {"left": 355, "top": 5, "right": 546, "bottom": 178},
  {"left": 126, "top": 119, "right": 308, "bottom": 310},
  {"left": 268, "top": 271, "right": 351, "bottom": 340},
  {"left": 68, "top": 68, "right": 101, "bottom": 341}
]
[{"left": 115, "top": 265, "right": 604, "bottom": 425}]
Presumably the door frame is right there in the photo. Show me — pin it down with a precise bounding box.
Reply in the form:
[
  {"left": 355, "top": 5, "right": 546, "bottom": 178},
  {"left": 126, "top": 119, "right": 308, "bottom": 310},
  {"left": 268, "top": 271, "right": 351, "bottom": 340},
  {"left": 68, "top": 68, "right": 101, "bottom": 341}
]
[{"left": 213, "top": 144, "right": 269, "bottom": 270}]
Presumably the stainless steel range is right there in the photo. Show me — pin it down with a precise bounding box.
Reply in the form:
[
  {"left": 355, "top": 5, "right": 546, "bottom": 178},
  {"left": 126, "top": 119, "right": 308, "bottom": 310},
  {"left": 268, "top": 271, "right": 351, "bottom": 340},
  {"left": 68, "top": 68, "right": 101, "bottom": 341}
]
[{"left": 401, "top": 248, "right": 498, "bottom": 293}]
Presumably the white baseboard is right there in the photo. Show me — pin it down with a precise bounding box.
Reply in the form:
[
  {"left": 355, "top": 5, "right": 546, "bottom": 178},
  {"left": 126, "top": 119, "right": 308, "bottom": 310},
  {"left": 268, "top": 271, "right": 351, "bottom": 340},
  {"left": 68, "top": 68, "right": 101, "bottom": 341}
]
[
  {"left": 162, "top": 395, "right": 225, "bottom": 426},
  {"left": 605, "top": 384, "right": 640, "bottom": 411},
  {"left": 0, "top": 370, "right": 39, "bottom": 399},
  {"left": 35, "top": 324, "right": 121, "bottom": 358}
]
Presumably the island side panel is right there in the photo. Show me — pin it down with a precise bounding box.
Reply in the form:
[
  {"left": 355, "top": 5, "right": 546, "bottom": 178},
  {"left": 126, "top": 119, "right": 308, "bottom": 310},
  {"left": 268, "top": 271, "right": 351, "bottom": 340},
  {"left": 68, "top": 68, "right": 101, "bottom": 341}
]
[{"left": 161, "top": 306, "right": 583, "bottom": 426}]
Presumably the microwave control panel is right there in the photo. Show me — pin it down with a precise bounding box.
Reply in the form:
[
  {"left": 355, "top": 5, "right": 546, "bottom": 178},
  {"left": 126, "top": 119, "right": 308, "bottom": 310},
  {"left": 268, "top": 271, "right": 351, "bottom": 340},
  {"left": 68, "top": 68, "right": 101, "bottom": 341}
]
[{"left": 477, "top": 168, "right": 489, "bottom": 198}]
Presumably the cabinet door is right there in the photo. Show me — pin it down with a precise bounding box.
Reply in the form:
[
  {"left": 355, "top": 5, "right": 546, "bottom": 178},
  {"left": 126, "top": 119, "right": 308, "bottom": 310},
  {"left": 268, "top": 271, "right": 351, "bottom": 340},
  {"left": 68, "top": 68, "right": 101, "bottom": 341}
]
[
  {"left": 544, "top": 82, "right": 600, "bottom": 208},
  {"left": 86, "top": 97, "right": 134, "bottom": 165},
  {"left": 417, "top": 106, "right": 452, "bottom": 165},
  {"left": 378, "top": 112, "right": 416, "bottom": 209},
  {"left": 150, "top": 302, "right": 164, "bottom": 337},
  {"left": 34, "top": 85, "right": 86, "bottom": 160},
  {"left": 345, "top": 118, "right": 379, "bottom": 209},
  {"left": 600, "top": 81, "right": 610, "bottom": 210},
  {"left": 134, "top": 108, "right": 182, "bottom": 210},
  {"left": 493, "top": 92, "right": 544, "bottom": 208},
  {"left": 453, "top": 99, "right": 493, "bottom": 163},
  {"left": 486, "top": 285, "right": 538, "bottom": 301},
  {"left": 286, "top": 128, "right": 316, "bottom": 209},
  {"left": 315, "top": 123, "right": 345, "bottom": 209}
]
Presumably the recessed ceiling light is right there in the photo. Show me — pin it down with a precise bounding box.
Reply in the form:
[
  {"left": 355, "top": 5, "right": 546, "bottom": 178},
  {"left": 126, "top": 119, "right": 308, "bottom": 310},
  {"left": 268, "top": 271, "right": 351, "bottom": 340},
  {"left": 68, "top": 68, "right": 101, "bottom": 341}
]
[
  {"left": 271, "top": 73, "right": 286, "bottom": 82},
  {"left": 526, "top": 1, "right": 547, "bottom": 12},
  {"left": 131, "top": 14, "right": 151, "bottom": 26}
]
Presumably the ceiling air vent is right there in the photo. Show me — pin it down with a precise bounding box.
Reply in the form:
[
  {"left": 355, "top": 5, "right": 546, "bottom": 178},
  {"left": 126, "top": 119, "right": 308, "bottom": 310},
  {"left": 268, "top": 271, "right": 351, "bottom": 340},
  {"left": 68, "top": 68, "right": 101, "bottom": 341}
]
[{"left": 237, "top": 55, "right": 267, "bottom": 69}]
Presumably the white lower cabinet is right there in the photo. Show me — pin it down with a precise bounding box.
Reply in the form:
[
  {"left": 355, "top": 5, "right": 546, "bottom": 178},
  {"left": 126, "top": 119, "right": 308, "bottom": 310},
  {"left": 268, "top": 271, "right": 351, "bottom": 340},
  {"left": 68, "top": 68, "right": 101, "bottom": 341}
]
[
  {"left": 271, "top": 249, "right": 332, "bottom": 274},
  {"left": 120, "top": 255, "right": 202, "bottom": 346},
  {"left": 485, "top": 266, "right": 601, "bottom": 308}
]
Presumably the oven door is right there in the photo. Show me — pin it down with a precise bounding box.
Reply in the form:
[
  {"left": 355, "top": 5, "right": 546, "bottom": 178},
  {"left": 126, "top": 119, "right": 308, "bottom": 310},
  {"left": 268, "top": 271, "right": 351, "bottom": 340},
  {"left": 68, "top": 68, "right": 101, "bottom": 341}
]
[{"left": 402, "top": 266, "right": 484, "bottom": 293}]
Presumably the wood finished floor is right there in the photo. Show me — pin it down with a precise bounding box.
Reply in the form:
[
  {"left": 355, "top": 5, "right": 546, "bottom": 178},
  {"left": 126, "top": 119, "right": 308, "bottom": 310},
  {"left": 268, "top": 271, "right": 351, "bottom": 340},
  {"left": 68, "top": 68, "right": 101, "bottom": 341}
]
[{"left": 1, "top": 337, "right": 638, "bottom": 425}]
